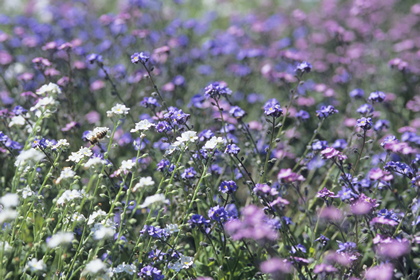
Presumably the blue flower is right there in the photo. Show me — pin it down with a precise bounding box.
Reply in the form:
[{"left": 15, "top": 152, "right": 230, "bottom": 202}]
[
  {"left": 263, "top": 99, "right": 283, "bottom": 118},
  {"left": 349, "top": 88, "right": 364, "bottom": 99},
  {"left": 218, "top": 180, "right": 238, "bottom": 194},
  {"left": 356, "top": 117, "right": 373, "bottom": 130},
  {"left": 225, "top": 144, "right": 240, "bottom": 155},
  {"left": 208, "top": 205, "right": 228, "bottom": 222},
  {"left": 204, "top": 81, "right": 232, "bottom": 99},
  {"left": 131, "top": 52, "right": 149, "bottom": 64},
  {"left": 368, "top": 91, "right": 386, "bottom": 103},
  {"left": 295, "top": 61, "right": 312, "bottom": 73},
  {"left": 316, "top": 105, "right": 338, "bottom": 119}
]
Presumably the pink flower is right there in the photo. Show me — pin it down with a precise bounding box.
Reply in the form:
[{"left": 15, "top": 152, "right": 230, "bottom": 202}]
[{"left": 277, "top": 168, "right": 305, "bottom": 183}]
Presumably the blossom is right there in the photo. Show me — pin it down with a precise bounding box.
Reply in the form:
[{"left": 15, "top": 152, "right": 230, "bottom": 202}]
[
  {"left": 130, "top": 119, "right": 155, "bottom": 133},
  {"left": 356, "top": 117, "right": 373, "bottom": 130},
  {"left": 107, "top": 103, "right": 130, "bottom": 117},
  {"left": 67, "top": 147, "right": 92, "bottom": 163},
  {"left": 36, "top": 82, "right": 62, "bottom": 96},
  {"left": 26, "top": 258, "right": 46, "bottom": 272},
  {"left": 30, "top": 96, "right": 57, "bottom": 111},
  {"left": 120, "top": 159, "right": 136, "bottom": 173},
  {"left": 295, "top": 61, "right": 312, "bottom": 73},
  {"left": 139, "top": 194, "right": 169, "bottom": 208},
  {"left": 56, "top": 189, "right": 84, "bottom": 205},
  {"left": 15, "top": 148, "right": 45, "bottom": 167},
  {"left": 9, "top": 115, "right": 26, "bottom": 127},
  {"left": 168, "top": 254, "right": 194, "bottom": 272},
  {"left": 260, "top": 257, "right": 293, "bottom": 277},
  {"left": 263, "top": 98, "right": 283, "bottom": 117},
  {"left": 368, "top": 91, "right": 386, "bottom": 103},
  {"left": 55, "top": 167, "right": 76, "bottom": 184},
  {"left": 204, "top": 81, "right": 232, "bottom": 99},
  {"left": 0, "top": 193, "right": 19, "bottom": 208},
  {"left": 316, "top": 105, "right": 338, "bottom": 119},
  {"left": 349, "top": 88, "right": 364, "bottom": 99},
  {"left": 92, "top": 223, "right": 115, "bottom": 240},
  {"left": 83, "top": 259, "right": 107, "bottom": 274},
  {"left": 225, "top": 143, "right": 240, "bottom": 155},
  {"left": 320, "top": 147, "right": 347, "bottom": 160},
  {"left": 132, "top": 176, "right": 155, "bottom": 192},
  {"left": 203, "top": 136, "right": 225, "bottom": 150},
  {"left": 113, "top": 263, "right": 137, "bottom": 275},
  {"left": 47, "top": 231, "right": 74, "bottom": 248},
  {"left": 219, "top": 180, "right": 238, "bottom": 194},
  {"left": 131, "top": 52, "right": 149, "bottom": 64},
  {"left": 277, "top": 168, "right": 305, "bottom": 183}
]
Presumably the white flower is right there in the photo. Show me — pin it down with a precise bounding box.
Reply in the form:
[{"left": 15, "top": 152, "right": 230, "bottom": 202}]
[
  {"left": 56, "top": 167, "right": 76, "bottom": 184},
  {"left": 66, "top": 147, "right": 92, "bottom": 163},
  {"left": 203, "top": 136, "right": 225, "bottom": 150},
  {"left": 84, "top": 157, "right": 107, "bottom": 168},
  {"left": 168, "top": 254, "right": 194, "bottom": 272},
  {"left": 139, "top": 194, "right": 169, "bottom": 208},
  {"left": 36, "top": 82, "right": 62, "bottom": 96},
  {"left": 83, "top": 259, "right": 107, "bottom": 274},
  {"left": 71, "top": 212, "right": 86, "bottom": 223},
  {"left": 30, "top": 96, "right": 57, "bottom": 111},
  {"left": 92, "top": 223, "right": 115, "bottom": 240},
  {"left": 113, "top": 263, "right": 137, "bottom": 275},
  {"left": 87, "top": 209, "right": 107, "bottom": 225},
  {"left": 53, "top": 139, "right": 70, "bottom": 150},
  {"left": 15, "top": 148, "right": 45, "bottom": 167},
  {"left": 9, "top": 115, "right": 26, "bottom": 127},
  {"left": 177, "top": 131, "right": 198, "bottom": 143},
  {"left": 132, "top": 176, "right": 154, "bottom": 192},
  {"left": 130, "top": 119, "right": 155, "bottom": 133},
  {"left": 0, "top": 193, "right": 19, "bottom": 208},
  {"left": 19, "top": 186, "right": 34, "bottom": 199},
  {"left": 47, "top": 231, "right": 74, "bottom": 248},
  {"left": 107, "top": 103, "right": 130, "bottom": 117},
  {"left": 26, "top": 258, "right": 46, "bottom": 272},
  {"left": 120, "top": 159, "right": 136, "bottom": 172},
  {"left": 0, "top": 209, "right": 18, "bottom": 224},
  {"left": 164, "top": 224, "right": 180, "bottom": 234},
  {"left": 56, "top": 189, "right": 84, "bottom": 205}
]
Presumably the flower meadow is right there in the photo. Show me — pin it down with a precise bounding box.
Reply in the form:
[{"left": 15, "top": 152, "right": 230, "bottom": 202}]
[{"left": 1, "top": 0, "right": 420, "bottom": 279}]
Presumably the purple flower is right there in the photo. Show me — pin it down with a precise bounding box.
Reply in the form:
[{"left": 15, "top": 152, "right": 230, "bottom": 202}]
[
  {"left": 357, "top": 103, "right": 374, "bottom": 115},
  {"left": 384, "top": 161, "right": 414, "bottom": 178},
  {"left": 356, "top": 117, "right": 373, "bottom": 130},
  {"left": 332, "top": 139, "right": 347, "bottom": 150},
  {"left": 139, "top": 265, "right": 164, "bottom": 280},
  {"left": 225, "top": 144, "right": 240, "bottom": 155},
  {"left": 337, "top": 187, "right": 358, "bottom": 201},
  {"left": 12, "top": 105, "right": 27, "bottom": 115},
  {"left": 374, "top": 119, "right": 390, "bottom": 131},
  {"left": 316, "top": 105, "right": 338, "bottom": 119},
  {"left": 368, "top": 91, "right": 386, "bottom": 103},
  {"left": 260, "top": 257, "right": 293, "bottom": 277},
  {"left": 155, "top": 121, "right": 170, "bottom": 133},
  {"left": 253, "top": 183, "right": 279, "bottom": 197},
  {"left": 131, "top": 52, "right": 149, "bottom": 64},
  {"left": 188, "top": 214, "right": 210, "bottom": 229},
  {"left": 295, "top": 61, "right": 312, "bottom": 74},
  {"left": 364, "top": 263, "right": 394, "bottom": 280},
  {"left": 337, "top": 241, "right": 357, "bottom": 253},
  {"left": 208, "top": 205, "right": 228, "bottom": 222},
  {"left": 277, "top": 168, "right": 305, "bottom": 183},
  {"left": 312, "top": 140, "right": 328, "bottom": 151},
  {"left": 140, "top": 97, "right": 160, "bottom": 108},
  {"left": 349, "top": 88, "right": 364, "bottom": 99},
  {"left": 140, "top": 225, "right": 169, "bottom": 239},
  {"left": 316, "top": 187, "right": 336, "bottom": 198},
  {"left": 313, "top": 263, "right": 338, "bottom": 274},
  {"left": 295, "top": 110, "right": 310, "bottom": 121},
  {"left": 204, "top": 81, "right": 232, "bottom": 99},
  {"left": 229, "top": 106, "right": 246, "bottom": 119},
  {"left": 320, "top": 147, "right": 347, "bottom": 161},
  {"left": 263, "top": 99, "right": 283, "bottom": 118},
  {"left": 315, "top": 234, "right": 330, "bottom": 246},
  {"left": 156, "top": 159, "right": 173, "bottom": 172},
  {"left": 32, "top": 138, "right": 47, "bottom": 149},
  {"left": 86, "top": 53, "right": 103, "bottom": 64},
  {"left": 181, "top": 167, "right": 196, "bottom": 179},
  {"left": 164, "top": 107, "right": 190, "bottom": 125},
  {"left": 218, "top": 180, "right": 238, "bottom": 194}
]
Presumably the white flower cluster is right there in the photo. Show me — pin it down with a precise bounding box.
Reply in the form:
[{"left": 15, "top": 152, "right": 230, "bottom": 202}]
[
  {"left": 166, "top": 130, "right": 198, "bottom": 155},
  {"left": 130, "top": 119, "right": 155, "bottom": 133},
  {"left": 168, "top": 254, "right": 194, "bottom": 272},
  {"left": 0, "top": 193, "right": 19, "bottom": 224},
  {"left": 82, "top": 258, "right": 113, "bottom": 279},
  {"left": 36, "top": 82, "right": 62, "bottom": 96},
  {"left": 132, "top": 176, "right": 154, "bottom": 192},
  {"left": 203, "top": 136, "right": 225, "bottom": 150},
  {"left": 139, "top": 193, "right": 169, "bottom": 208},
  {"left": 106, "top": 103, "right": 130, "bottom": 117},
  {"left": 55, "top": 167, "right": 76, "bottom": 184},
  {"left": 56, "top": 189, "right": 84, "bottom": 205},
  {"left": 113, "top": 262, "right": 137, "bottom": 275},
  {"left": 67, "top": 147, "right": 92, "bottom": 163},
  {"left": 47, "top": 231, "right": 74, "bottom": 248},
  {"left": 15, "top": 148, "right": 45, "bottom": 167}
]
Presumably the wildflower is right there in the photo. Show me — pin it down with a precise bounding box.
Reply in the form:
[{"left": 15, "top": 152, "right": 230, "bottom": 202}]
[
  {"left": 140, "top": 97, "right": 160, "bottom": 108},
  {"left": 350, "top": 194, "right": 377, "bottom": 215},
  {"left": 315, "top": 235, "right": 330, "bottom": 246},
  {"left": 67, "top": 147, "right": 92, "bottom": 163},
  {"left": 374, "top": 119, "right": 390, "bottom": 131},
  {"left": 26, "top": 258, "right": 46, "bottom": 272},
  {"left": 320, "top": 147, "right": 347, "bottom": 161},
  {"left": 139, "top": 194, "right": 169, "bottom": 208},
  {"left": 9, "top": 115, "right": 26, "bottom": 127},
  {"left": 313, "top": 263, "right": 338, "bottom": 274},
  {"left": 12, "top": 105, "right": 27, "bottom": 115},
  {"left": 164, "top": 224, "right": 179, "bottom": 234},
  {"left": 19, "top": 186, "right": 34, "bottom": 199},
  {"left": 295, "top": 61, "right": 312, "bottom": 73},
  {"left": 131, "top": 52, "right": 149, "bottom": 64},
  {"left": 368, "top": 91, "right": 386, "bottom": 103},
  {"left": 208, "top": 206, "right": 228, "bottom": 222},
  {"left": 139, "top": 265, "right": 164, "bottom": 280},
  {"left": 375, "top": 238, "right": 410, "bottom": 259},
  {"left": 164, "top": 107, "right": 190, "bottom": 125},
  {"left": 277, "top": 168, "right": 305, "bottom": 183},
  {"left": 384, "top": 161, "right": 414, "bottom": 178},
  {"left": 225, "top": 143, "right": 240, "bottom": 155},
  {"left": 86, "top": 53, "right": 103, "bottom": 64},
  {"left": 188, "top": 214, "right": 210, "bottom": 229},
  {"left": 203, "top": 136, "right": 225, "bottom": 150},
  {"left": 55, "top": 167, "right": 76, "bottom": 184},
  {"left": 364, "top": 263, "right": 394, "bottom": 280},
  {"left": 132, "top": 176, "right": 155, "bottom": 192},
  {"left": 349, "top": 88, "right": 364, "bottom": 99},
  {"left": 15, "top": 148, "right": 45, "bottom": 167},
  {"left": 318, "top": 207, "right": 343, "bottom": 222},
  {"left": 107, "top": 103, "right": 130, "bottom": 117},
  {"left": 317, "top": 187, "right": 336, "bottom": 199},
  {"left": 295, "top": 110, "right": 310, "bottom": 121},
  {"left": 36, "top": 82, "right": 62, "bottom": 96},
  {"left": 178, "top": 130, "right": 198, "bottom": 143},
  {"left": 119, "top": 159, "right": 136, "bottom": 173},
  {"left": 316, "top": 105, "right": 338, "bottom": 119},
  {"left": 92, "top": 223, "right": 115, "bottom": 240},
  {"left": 260, "top": 257, "right": 293, "bottom": 278},
  {"left": 357, "top": 103, "right": 374, "bottom": 115},
  {"left": 53, "top": 139, "right": 70, "bottom": 150},
  {"left": 47, "top": 231, "right": 74, "bottom": 248},
  {"left": 337, "top": 241, "right": 357, "bottom": 253},
  {"left": 0, "top": 193, "right": 19, "bottom": 208},
  {"left": 312, "top": 140, "right": 328, "bottom": 151},
  {"left": 219, "top": 180, "right": 238, "bottom": 194},
  {"left": 83, "top": 259, "right": 107, "bottom": 274},
  {"left": 356, "top": 117, "right": 373, "bottom": 130},
  {"left": 140, "top": 225, "right": 169, "bottom": 239},
  {"left": 56, "top": 189, "right": 84, "bottom": 205},
  {"left": 229, "top": 106, "right": 246, "bottom": 119},
  {"left": 181, "top": 167, "right": 196, "bottom": 179},
  {"left": 263, "top": 98, "right": 283, "bottom": 117},
  {"left": 204, "top": 81, "right": 232, "bottom": 99},
  {"left": 337, "top": 187, "right": 358, "bottom": 201},
  {"left": 84, "top": 156, "right": 107, "bottom": 168},
  {"left": 168, "top": 254, "right": 195, "bottom": 272},
  {"left": 131, "top": 119, "right": 155, "bottom": 133},
  {"left": 87, "top": 209, "right": 107, "bottom": 225},
  {"left": 113, "top": 263, "right": 137, "bottom": 275}
]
